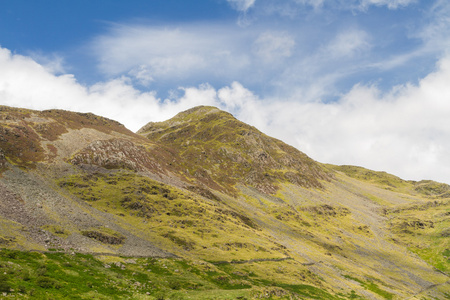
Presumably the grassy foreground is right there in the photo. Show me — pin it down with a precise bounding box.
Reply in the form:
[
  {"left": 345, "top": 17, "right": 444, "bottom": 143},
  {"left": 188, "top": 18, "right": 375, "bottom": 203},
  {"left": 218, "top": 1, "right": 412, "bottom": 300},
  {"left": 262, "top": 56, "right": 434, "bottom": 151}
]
[{"left": 0, "top": 249, "right": 350, "bottom": 299}]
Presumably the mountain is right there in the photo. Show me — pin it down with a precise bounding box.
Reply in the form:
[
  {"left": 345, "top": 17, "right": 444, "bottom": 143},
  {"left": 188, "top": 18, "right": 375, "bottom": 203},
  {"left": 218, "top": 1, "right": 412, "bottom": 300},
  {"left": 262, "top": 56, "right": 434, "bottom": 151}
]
[
  {"left": 137, "top": 106, "right": 331, "bottom": 194},
  {"left": 0, "top": 104, "right": 448, "bottom": 299}
]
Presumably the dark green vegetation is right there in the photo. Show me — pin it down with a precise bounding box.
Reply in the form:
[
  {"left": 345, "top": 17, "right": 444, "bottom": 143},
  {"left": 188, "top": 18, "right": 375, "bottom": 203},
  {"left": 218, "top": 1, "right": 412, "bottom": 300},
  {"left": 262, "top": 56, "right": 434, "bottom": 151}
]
[
  {"left": 0, "top": 105, "right": 449, "bottom": 299},
  {"left": 0, "top": 249, "right": 346, "bottom": 299}
]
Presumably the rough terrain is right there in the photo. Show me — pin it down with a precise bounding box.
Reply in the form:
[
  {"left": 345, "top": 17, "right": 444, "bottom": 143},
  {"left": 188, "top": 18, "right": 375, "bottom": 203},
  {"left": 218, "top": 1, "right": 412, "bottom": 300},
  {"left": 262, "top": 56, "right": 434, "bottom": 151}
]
[{"left": 0, "top": 105, "right": 448, "bottom": 299}]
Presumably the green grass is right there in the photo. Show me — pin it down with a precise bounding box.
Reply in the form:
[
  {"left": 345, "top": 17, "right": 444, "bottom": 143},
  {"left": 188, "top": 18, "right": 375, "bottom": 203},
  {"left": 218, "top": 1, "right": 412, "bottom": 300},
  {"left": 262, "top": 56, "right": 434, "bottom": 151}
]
[
  {"left": 57, "top": 171, "right": 286, "bottom": 261},
  {"left": 342, "top": 275, "right": 394, "bottom": 299},
  {"left": 386, "top": 200, "right": 450, "bottom": 273},
  {"left": 139, "top": 106, "right": 328, "bottom": 195},
  {"left": 0, "top": 249, "right": 348, "bottom": 299},
  {"left": 363, "top": 282, "right": 394, "bottom": 300},
  {"left": 329, "top": 164, "right": 450, "bottom": 199}
]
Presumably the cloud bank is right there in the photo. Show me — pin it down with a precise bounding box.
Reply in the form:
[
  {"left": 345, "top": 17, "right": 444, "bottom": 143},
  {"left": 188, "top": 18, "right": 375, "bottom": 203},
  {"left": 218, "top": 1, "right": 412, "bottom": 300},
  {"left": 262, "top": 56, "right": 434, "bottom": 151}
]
[{"left": 1, "top": 46, "right": 450, "bottom": 184}]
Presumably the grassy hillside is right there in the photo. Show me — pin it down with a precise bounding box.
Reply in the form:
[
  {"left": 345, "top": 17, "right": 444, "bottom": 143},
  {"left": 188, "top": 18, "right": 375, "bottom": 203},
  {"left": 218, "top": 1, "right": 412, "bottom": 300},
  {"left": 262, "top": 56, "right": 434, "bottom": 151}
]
[
  {"left": 138, "top": 106, "right": 331, "bottom": 195},
  {"left": 329, "top": 164, "right": 450, "bottom": 198},
  {"left": 0, "top": 105, "right": 449, "bottom": 299}
]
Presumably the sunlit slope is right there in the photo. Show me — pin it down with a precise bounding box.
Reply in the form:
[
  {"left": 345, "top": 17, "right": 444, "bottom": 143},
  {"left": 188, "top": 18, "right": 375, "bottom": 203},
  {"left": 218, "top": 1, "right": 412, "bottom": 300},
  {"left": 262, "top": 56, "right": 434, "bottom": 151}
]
[
  {"left": 0, "top": 105, "right": 448, "bottom": 299},
  {"left": 136, "top": 106, "right": 449, "bottom": 299},
  {"left": 330, "top": 164, "right": 450, "bottom": 198},
  {"left": 138, "top": 106, "right": 331, "bottom": 195}
]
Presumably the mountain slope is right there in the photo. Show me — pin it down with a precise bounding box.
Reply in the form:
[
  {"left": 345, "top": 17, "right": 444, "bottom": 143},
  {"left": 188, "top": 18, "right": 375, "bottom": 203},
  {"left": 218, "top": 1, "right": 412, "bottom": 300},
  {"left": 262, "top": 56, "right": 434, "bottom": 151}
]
[
  {"left": 138, "top": 106, "right": 331, "bottom": 195},
  {"left": 0, "top": 105, "right": 448, "bottom": 299}
]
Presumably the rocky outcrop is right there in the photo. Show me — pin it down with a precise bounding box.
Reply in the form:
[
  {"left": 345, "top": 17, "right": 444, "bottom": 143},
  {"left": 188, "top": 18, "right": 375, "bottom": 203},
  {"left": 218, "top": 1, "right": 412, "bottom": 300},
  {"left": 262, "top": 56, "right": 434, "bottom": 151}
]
[{"left": 71, "top": 138, "right": 162, "bottom": 172}]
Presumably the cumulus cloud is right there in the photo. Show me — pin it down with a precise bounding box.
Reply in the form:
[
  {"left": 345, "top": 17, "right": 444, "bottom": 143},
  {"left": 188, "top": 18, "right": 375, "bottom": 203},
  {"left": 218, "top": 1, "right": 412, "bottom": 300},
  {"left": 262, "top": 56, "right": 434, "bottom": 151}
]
[
  {"left": 0, "top": 47, "right": 218, "bottom": 131},
  {"left": 228, "top": 56, "right": 450, "bottom": 184},
  {"left": 27, "top": 51, "right": 66, "bottom": 74},
  {"left": 1, "top": 46, "right": 450, "bottom": 184}
]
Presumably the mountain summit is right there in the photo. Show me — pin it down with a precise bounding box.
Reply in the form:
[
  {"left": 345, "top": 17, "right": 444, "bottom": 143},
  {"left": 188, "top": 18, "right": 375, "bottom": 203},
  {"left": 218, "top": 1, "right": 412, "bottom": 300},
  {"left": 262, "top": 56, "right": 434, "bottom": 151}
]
[
  {"left": 0, "top": 105, "right": 448, "bottom": 299},
  {"left": 138, "top": 106, "right": 330, "bottom": 195}
]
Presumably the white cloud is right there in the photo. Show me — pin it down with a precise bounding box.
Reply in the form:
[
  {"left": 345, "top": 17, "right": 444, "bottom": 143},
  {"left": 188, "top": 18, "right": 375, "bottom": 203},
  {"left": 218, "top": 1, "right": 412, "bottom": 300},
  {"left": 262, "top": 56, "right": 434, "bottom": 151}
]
[
  {"left": 226, "top": 55, "right": 450, "bottom": 184},
  {"left": 417, "top": 0, "right": 450, "bottom": 51},
  {"left": 2, "top": 3, "right": 450, "bottom": 186},
  {"left": 253, "top": 31, "right": 295, "bottom": 63},
  {"left": 128, "top": 65, "right": 154, "bottom": 86},
  {"left": 253, "top": 0, "right": 416, "bottom": 15},
  {"left": 92, "top": 24, "right": 251, "bottom": 83},
  {"left": 227, "top": 0, "right": 256, "bottom": 12},
  {"left": 0, "top": 47, "right": 219, "bottom": 131},
  {"left": 293, "top": 0, "right": 324, "bottom": 9},
  {"left": 27, "top": 51, "right": 66, "bottom": 74},
  {"left": 325, "top": 29, "right": 371, "bottom": 58},
  {"left": 358, "top": 0, "right": 417, "bottom": 10}
]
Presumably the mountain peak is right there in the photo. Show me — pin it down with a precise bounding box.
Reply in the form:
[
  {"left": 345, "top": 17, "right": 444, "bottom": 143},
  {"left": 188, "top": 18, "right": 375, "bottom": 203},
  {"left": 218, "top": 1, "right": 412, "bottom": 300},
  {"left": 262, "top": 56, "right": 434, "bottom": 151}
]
[{"left": 139, "top": 106, "right": 331, "bottom": 194}]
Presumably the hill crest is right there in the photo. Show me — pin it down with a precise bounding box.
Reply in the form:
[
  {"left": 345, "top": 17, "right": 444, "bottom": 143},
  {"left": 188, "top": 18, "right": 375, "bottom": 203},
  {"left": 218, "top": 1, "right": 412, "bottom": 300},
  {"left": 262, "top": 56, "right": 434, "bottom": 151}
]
[{"left": 138, "top": 105, "right": 331, "bottom": 194}]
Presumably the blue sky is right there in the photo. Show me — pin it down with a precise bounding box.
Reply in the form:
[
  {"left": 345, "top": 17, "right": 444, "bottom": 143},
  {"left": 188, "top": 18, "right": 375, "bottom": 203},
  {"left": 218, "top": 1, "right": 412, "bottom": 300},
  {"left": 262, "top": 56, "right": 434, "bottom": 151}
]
[{"left": 1, "top": 0, "right": 450, "bottom": 184}]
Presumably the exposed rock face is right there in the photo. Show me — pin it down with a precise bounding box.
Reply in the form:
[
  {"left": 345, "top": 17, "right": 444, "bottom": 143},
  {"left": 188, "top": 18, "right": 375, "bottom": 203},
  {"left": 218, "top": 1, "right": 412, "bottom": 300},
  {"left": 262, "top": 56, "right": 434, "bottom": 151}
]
[
  {"left": 81, "top": 230, "right": 125, "bottom": 245},
  {"left": 0, "top": 105, "right": 140, "bottom": 168},
  {"left": 71, "top": 138, "right": 161, "bottom": 172}
]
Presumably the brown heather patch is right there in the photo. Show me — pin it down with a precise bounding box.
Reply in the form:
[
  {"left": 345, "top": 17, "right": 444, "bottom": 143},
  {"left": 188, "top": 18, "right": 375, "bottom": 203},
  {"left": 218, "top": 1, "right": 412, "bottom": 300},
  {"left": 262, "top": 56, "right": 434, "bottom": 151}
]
[
  {"left": 0, "top": 106, "right": 32, "bottom": 120},
  {"left": 33, "top": 121, "right": 68, "bottom": 141},
  {"left": 0, "top": 105, "right": 147, "bottom": 168},
  {"left": 0, "top": 123, "right": 45, "bottom": 168},
  {"left": 41, "top": 109, "right": 139, "bottom": 138},
  {"left": 46, "top": 144, "right": 58, "bottom": 161}
]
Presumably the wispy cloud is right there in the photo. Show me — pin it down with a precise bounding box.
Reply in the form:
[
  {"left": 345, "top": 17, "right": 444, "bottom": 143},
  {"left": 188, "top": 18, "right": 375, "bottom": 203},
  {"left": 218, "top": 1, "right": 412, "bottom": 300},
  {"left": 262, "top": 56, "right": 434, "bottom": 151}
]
[
  {"left": 418, "top": 0, "right": 450, "bottom": 51},
  {"left": 246, "top": 0, "right": 417, "bottom": 16},
  {"left": 90, "top": 20, "right": 376, "bottom": 102},
  {"left": 252, "top": 31, "right": 295, "bottom": 63},
  {"left": 92, "top": 24, "right": 251, "bottom": 84},
  {"left": 358, "top": 0, "right": 417, "bottom": 10},
  {"left": 325, "top": 29, "right": 371, "bottom": 58},
  {"left": 227, "top": 0, "right": 257, "bottom": 12},
  {"left": 27, "top": 51, "right": 67, "bottom": 74}
]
